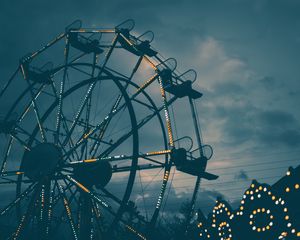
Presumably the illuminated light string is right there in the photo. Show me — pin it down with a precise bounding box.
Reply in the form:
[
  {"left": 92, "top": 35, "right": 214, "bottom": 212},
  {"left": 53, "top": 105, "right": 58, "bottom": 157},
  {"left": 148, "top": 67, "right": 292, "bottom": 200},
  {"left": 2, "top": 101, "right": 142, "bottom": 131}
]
[
  {"left": 237, "top": 180, "right": 300, "bottom": 238},
  {"left": 285, "top": 168, "right": 300, "bottom": 193},
  {"left": 157, "top": 75, "right": 175, "bottom": 147},
  {"left": 90, "top": 216, "right": 94, "bottom": 240},
  {"left": 155, "top": 170, "right": 170, "bottom": 209},
  {"left": 67, "top": 149, "right": 171, "bottom": 166},
  {"left": 279, "top": 168, "right": 300, "bottom": 238},
  {"left": 58, "top": 184, "right": 78, "bottom": 240},
  {"left": 14, "top": 215, "right": 26, "bottom": 239},
  {"left": 46, "top": 189, "right": 53, "bottom": 236},
  {"left": 39, "top": 185, "right": 45, "bottom": 222},
  {"left": 0, "top": 182, "right": 37, "bottom": 216},
  {"left": 211, "top": 200, "right": 234, "bottom": 240},
  {"left": 125, "top": 225, "right": 147, "bottom": 240},
  {"left": 0, "top": 138, "right": 13, "bottom": 174},
  {"left": 197, "top": 221, "right": 212, "bottom": 239},
  {"left": 134, "top": 74, "right": 158, "bottom": 96},
  {"left": 66, "top": 175, "right": 110, "bottom": 209}
]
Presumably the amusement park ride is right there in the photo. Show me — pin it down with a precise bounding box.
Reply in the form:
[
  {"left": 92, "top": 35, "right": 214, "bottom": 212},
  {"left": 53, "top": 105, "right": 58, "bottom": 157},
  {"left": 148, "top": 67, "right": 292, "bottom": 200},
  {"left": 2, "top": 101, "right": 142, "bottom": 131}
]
[{"left": 0, "top": 20, "right": 218, "bottom": 239}]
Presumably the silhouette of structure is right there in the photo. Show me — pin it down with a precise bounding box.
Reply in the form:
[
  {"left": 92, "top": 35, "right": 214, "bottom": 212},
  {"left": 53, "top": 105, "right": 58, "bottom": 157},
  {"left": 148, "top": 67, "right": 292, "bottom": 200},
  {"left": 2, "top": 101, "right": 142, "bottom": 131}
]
[{"left": 194, "top": 165, "right": 300, "bottom": 240}]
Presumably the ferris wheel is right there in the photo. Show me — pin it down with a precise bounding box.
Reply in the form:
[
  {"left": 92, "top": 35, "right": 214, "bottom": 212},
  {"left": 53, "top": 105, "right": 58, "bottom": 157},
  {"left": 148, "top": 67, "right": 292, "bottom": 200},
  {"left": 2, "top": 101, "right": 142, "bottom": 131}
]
[{"left": 0, "top": 20, "right": 218, "bottom": 239}]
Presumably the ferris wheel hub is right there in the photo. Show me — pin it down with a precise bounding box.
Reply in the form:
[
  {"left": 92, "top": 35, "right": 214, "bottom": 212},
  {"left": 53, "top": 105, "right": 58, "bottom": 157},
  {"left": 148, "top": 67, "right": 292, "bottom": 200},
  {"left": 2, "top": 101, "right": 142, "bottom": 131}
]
[
  {"left": 73, "top": 160, "right": 113, "bottom": 188},
  {"left": 21, "top": 143, "right": 62, "bottom": 181}
]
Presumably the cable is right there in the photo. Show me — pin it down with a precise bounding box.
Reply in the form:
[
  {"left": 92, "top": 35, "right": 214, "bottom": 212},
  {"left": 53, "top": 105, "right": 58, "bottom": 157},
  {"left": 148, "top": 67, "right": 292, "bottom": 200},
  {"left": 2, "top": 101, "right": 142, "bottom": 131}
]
[
  {"left": 159, "top": 166, "right": 176, "bottom": 224},
  {"left": 110, "top": 158, "right": 299, "bottom": 181},
  {"left": 138, "top": 169, "right": 149, "bottom": 221}
]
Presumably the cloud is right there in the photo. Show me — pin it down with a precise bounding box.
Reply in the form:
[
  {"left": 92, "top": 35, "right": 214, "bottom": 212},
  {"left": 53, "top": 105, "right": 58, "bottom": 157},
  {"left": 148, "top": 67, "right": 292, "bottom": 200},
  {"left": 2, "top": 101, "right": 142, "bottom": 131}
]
[
  {"left": 234, "top": 169, "right": 249, "bottom": 181},
  {"left": 187, "top": 36, "right": 300, "bottom": 156},
  {"left": 258, "top": 110, "right": 297, "bottom": 127}
]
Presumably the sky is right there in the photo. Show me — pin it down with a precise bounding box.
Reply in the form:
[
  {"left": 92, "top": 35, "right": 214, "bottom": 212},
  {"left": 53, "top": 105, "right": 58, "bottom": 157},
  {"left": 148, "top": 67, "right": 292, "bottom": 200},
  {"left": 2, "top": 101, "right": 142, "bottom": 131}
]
[{"left": 0, "top": 0, "right": 300, "bottom": 217}]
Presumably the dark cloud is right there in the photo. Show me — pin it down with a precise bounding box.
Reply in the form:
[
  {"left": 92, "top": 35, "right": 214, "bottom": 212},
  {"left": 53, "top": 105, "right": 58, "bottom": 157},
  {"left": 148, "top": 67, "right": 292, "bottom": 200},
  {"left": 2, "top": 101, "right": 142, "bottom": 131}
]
[
  {"left": 258, "top": 129, "right": 300, "bottom": 147},
  {"left": 255, "top": 110, "right": 300, "bottom": 147},
  {"left": 214, "top": 105, "right": 300, "bottom": 147},
  {"left": 258, "top": 110, "right": 297, "bottom": 127},
  {"left": 234, "top": 169, "right": 249, "bottom": 181},
  {"left": 259, "top": 76, "right": 278, "bottom": 88}
]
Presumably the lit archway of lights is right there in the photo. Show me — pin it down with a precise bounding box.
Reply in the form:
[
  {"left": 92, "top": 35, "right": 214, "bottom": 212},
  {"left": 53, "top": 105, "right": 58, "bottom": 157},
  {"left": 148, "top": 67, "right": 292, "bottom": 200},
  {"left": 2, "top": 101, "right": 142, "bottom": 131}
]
[
  {"left": 211, "top": 199, "right": 235, "bottom": 240},
  {"left": 237, "top": 180, "right": 294, "bottom": 239},
  {"left": 197, "top": 221, "right": 212, "bottom": 239},
  {"left": 276, "top": 168, "right": 300, "bottom": 239}
]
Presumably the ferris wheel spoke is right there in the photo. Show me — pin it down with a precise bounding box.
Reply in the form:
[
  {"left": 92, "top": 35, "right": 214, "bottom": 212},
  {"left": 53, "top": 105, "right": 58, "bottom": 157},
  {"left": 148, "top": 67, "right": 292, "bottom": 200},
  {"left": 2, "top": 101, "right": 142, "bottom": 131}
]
[
  {"left": 15, "top": 126, "right": 42, "bottom": 145},
  {"left": 63, "top": 175, "right": 128, "bottom": 222},
  {"left": 89, "top": 95, "right": 124, "bottom": 158},
  {"left": 54, "top": 36, "right": 71, "bottom": 145},
  {"left": 52, "top": 180, "right": 73, "bottom": 207},
  {"left": 56, "top": 138, "right": 76, "bottom": 163},
  {"left": 0, "top": 137, "right": 14, "bottom": 174},
  {"left": 150, "top": 165, "right": 172, "bottom": 226},
  {"left": 96, "top": 186, "right": 149, "bottom": 225},
  {"left": 10, "top": 133, "right": 31, "bottom": 151},
  {"left": 29, "top": 33, "right": 66, "bottom": 60},
  {"left": 0, "top": 171, "right": 24, "bottom": 177},
  {"left": 51, "top": 180, "right": 72, "bottom": 229},
  {"left": 61, "top": 122, "right": 81, "bottom": 161},
  {"left": 91, "top": 200, "right": 105, "bottom": 237},
  {"left": 57, "top": 183, "right": 79, "bottom": 240},
  {"left": 96, "top": 186, "right": 122, "bottom": 206},
  {"left": 81, "top": 54, "right": 97, "bottom": 162},
  {"left": 62, "top": 80, "right": 99, "bottom": 148},
  {"left": 132, "top": 98, "right": 156, "bottom": 111},
  {"left": 64, "top": 175, "right": 111, "bottom": 210},
  {"left": 0, "top": 66, "right": 20, "bottom": 98},
  {"left": 62, "top": 113, "right": 115, "bottom": 159},
  {"left": 38, "top": 181, "right": 52, "bottom": 239},
  {"left": 0, "top": 179, "right": 18, "bottom": 184},
  {"left": 0, "top": 176, "right": 31, "bottom": 185},
  {"left": 63, "top": 74, "right": 136, "bottom": 160},
  {"left": 96, "top": 185, "right": 147, "bottom": 225},
  {"left": 25, "top": 82, "right": 48, "bottom": 143},
  {"left": 130, "top": 74, "right": 159, "bottom": 100},
  {"left": 63, "top": 174, "right": 133, "bottom": 235},
  {"left": 184, "top": 176, "right": 201, "bottom": 232},
  {"left": 0, "top": 182, "right": 38, "bottom": 217},
  {"left": 62, "top": 75, "right": 159, "bottom": 159},
  {"left": 65, "top": 150, "right": 170, "bottom": 167},
  {"left": 82, "top": 188, "right": 147, "bottom": 240},
  {"left": 158, "top": 78, "right": 175, "bottom": 148},
  {"left": 15, "top": 83, "right": 45, "bottom": 125},
  {"left": 53, "top": 184, "right": 80, "bottom": 233},
  {"left": 100, "top": 96, "right": 176, "bottom": 158},
  {"left": 50, "top": 81, "right": 81, "bottom": 160},
  {"left": 62, "top": 34, "right": 119, "bottom": 148},
  {"left": 69, "top": 65, "right": 95, "bottom": 77},
  {"left": 89, "top": 56, "right": 144, "bottom": 158},
  {"left": 52, "top": 51, "right": 87, "bottom": 78},
  {"left": 62, "top": 177, "right": 80, "bottom": 205},
  {"left": 46, "top": 187, "right": 55, "bottom": 237},
  {"left": 112, "top": 164, "right": 165, "bottom": 173},
  {"left": 11, "top": 183, "right": 42, "bottom": 239}
]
